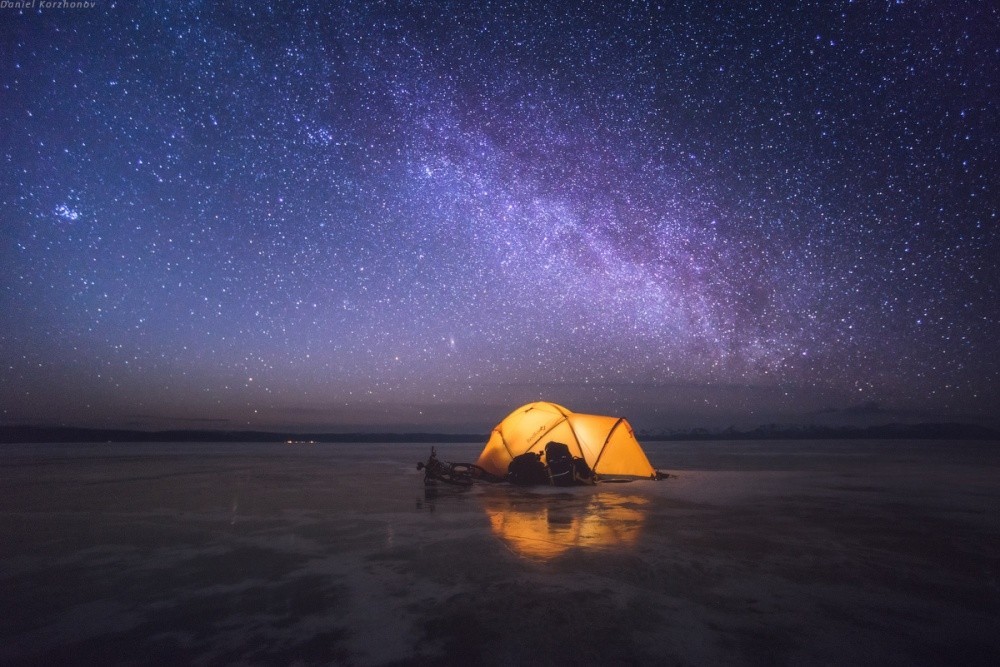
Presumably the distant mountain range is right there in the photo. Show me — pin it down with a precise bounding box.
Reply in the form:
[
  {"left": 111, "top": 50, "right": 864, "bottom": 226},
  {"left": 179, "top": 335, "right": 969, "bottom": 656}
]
[
  {"left": 639, "top": 422, "right": 1000, "bottom": 441},
  {"left": 0, "top": 425, "right": 482, "bottom": 444},
  {"left": 2, "top": 422, "right": 998, "bottom": 444}
]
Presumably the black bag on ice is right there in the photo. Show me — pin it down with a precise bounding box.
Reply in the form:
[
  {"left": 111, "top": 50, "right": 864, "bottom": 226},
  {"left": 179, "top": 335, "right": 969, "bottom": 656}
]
[
  {"left": 544, "top": 441, "right": 575, "bottom": 486},
  {"left": 507, "top": 452, "right": 549, "bottom": 486}
]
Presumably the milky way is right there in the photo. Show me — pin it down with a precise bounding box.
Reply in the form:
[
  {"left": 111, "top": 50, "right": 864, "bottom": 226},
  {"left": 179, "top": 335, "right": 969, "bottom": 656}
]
[{"left": 1, "top": 1, "right": 996, "bottom": 431}]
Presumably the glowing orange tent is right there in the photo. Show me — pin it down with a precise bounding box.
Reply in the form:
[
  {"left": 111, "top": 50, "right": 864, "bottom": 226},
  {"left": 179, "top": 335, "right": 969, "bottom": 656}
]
[{"left": 475, "top": 402, "right": 657, "bottom": 479}]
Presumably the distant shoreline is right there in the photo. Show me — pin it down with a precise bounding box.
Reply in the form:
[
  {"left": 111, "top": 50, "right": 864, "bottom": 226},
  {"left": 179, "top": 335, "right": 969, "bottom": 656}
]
[{"left": 1, "top": 422, "right": 997, "bottom": 444}]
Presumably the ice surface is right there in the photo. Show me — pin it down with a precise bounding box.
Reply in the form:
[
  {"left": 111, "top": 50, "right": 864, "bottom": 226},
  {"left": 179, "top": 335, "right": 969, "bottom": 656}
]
[{"left": 1, "top": 440, "right": 998, "bottom": 665}]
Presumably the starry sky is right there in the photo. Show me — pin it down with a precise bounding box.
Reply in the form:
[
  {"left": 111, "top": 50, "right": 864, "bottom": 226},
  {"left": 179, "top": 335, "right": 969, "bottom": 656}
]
[{"left": 1, "top": 1, "right": 997, "bottom": 433}]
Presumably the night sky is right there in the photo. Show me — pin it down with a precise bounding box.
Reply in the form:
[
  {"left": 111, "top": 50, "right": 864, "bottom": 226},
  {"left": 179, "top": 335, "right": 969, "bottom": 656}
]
[{"left": 1, "top": 1, "right": 997, "bottom": 433}]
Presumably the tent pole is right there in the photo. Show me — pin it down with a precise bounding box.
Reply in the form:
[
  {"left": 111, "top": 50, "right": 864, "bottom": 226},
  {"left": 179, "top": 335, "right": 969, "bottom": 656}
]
[{"left": 592, "top": 417, "right": 624, "bottom": 473}]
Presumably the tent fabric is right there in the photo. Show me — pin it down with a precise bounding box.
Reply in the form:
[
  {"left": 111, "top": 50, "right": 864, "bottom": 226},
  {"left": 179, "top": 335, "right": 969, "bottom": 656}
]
[{"left": 476, "top": 401, "right": 656, "bottom": 479}]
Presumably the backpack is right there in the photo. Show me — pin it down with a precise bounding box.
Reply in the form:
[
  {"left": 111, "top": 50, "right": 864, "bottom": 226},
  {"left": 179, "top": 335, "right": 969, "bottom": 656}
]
[
  {"left": 507, "top": 452, "right": 550, "bottom": 486},
  {"left": 544, "top": 441, "right": 575, "bottom": 486},
  {"left": 544, "top": 441, "right": 595, "bottom": 486}
]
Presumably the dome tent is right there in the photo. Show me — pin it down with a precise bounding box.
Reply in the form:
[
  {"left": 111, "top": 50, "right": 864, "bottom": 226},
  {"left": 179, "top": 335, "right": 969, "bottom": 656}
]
[{"left": 475, "top": 401, "right": 657, "bottom": 480}]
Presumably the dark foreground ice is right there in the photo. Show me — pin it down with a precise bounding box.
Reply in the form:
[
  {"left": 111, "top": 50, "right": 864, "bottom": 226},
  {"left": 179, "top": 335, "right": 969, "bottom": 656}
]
[{"left": 1, "top": 439, "right": 998, "bottom": 665}]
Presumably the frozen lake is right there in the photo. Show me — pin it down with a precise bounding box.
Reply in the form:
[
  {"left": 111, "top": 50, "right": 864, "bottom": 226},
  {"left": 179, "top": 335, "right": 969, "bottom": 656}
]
[{"left": 1, "top": 439, "right": 998, "bottom": 665}]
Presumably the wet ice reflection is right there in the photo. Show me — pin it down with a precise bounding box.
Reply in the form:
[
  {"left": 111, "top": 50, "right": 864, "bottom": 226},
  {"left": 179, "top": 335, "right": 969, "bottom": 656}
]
[{"left": 479, "top": 490, "right": 649, "bottom": 560}]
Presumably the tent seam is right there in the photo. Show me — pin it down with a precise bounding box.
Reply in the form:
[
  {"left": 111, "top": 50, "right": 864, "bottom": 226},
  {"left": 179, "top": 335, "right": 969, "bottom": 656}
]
[
  {"left": 528, "top": 416, "right": 568, "bottom": 452},
  {"left": 592, "top": 417, "right": 624, "bottom": 472},
  {"left": 497, "top": 428, "right": 514, "bottom": 460},
  {"left": 562, "top": 416, "right": 586, "bottom": 460}
]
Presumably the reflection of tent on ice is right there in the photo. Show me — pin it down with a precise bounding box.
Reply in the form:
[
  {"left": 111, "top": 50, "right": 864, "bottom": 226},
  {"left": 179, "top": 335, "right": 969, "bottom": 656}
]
[
  {"left": 476, "top": 401, "right": 657, "bottom": 480},
  {"left": 484, "top": 493, "right": 649, "bottom": 560}
]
